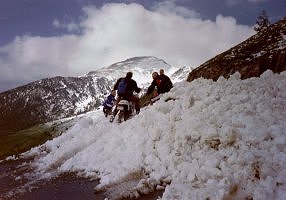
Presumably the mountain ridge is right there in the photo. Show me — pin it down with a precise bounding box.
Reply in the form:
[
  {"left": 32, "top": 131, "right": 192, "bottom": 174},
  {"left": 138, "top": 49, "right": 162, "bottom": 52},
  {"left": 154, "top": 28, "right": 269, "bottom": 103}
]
[{"left": 0, "top": 56, "right": 181, "bottom": 131}]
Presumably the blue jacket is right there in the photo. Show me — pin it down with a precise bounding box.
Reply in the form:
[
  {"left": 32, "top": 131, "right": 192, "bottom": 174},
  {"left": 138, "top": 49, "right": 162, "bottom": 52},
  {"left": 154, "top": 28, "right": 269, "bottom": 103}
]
[
  {"left": 113, "top": 77, "right": 141, "bottom": 99},
  {"left": 103, "top": 94, "right": 116, "bottom": 108}
]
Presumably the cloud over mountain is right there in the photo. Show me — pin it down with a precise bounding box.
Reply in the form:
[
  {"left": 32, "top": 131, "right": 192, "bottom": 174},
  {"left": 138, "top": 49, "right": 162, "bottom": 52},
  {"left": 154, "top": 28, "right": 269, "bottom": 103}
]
[{"left": 0, "top": 2, "right": 254, "bottom": 92}]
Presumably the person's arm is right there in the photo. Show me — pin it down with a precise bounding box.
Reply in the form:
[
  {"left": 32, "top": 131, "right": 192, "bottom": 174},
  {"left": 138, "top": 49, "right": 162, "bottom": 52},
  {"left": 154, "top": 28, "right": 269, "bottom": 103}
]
[
  {"left": 110, "top": 96, "right": 116, "bottom": 106},
  {"left": 134, "top": 81, "right": 141, "bottom": 93},
  {"left": 167, "top": 77, "right": 173, "bottom": 88},
  {"left": 113, "top": 78, "right": 121, "bottom": 90},
  {"left": 147, "top": 80, "right": 156, "bottom": 95},
  {"left": 107, "top": 95, "right": 113, "bottom": 102}
]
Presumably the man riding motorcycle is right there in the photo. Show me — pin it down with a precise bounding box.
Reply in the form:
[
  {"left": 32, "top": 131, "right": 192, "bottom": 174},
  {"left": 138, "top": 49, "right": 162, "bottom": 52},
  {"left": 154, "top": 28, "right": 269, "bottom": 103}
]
[{"left": 110, "top": 72, "right": 141, "bottom": 122}]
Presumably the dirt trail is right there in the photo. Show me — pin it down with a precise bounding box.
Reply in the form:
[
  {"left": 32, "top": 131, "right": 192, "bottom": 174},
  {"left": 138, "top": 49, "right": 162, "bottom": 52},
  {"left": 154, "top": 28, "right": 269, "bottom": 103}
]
[{"left": 0, "top": 159, "right": 163, "bottom": 200}]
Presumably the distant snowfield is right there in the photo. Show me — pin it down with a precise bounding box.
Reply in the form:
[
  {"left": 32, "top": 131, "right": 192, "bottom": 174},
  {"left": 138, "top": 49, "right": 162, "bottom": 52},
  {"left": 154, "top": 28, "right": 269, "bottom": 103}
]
[{"left": 20, "top": 70, "right": 286, "bottom": 199}]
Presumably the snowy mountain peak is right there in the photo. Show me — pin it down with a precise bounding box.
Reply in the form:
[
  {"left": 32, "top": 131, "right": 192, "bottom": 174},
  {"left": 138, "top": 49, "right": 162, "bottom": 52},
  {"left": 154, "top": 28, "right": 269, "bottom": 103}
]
[
  {"left": 107, "top": 56, "right": 171, "bottom": 71},
  {"left": 88, "top": 56, "right": 172, "bottom": 74},
  {"left": 86, "top": 56, "right": 179, "bottom": 87}
]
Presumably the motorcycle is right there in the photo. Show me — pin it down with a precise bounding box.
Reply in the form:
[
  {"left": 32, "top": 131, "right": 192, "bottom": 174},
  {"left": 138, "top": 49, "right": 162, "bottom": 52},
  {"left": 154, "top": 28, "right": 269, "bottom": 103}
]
[
  {"left": 116, "top": 99, "right": 135, "bottom": 123},
  {"left": 109, "top": 98, "right": 136, "bottom": 123}
]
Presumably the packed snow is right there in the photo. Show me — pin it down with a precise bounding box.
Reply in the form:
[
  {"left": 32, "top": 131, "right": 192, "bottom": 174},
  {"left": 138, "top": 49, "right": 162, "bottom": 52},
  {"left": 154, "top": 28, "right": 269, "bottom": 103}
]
[{"left": 13, "top": 70, "right": 286, "bottom": 199}]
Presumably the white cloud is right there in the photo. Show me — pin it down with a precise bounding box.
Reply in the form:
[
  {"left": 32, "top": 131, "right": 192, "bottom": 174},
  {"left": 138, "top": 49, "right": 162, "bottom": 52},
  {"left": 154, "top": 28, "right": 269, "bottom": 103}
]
[
  {"left": 52, "top": 18, "right": 80, "bottom": 32},
  {"left": 52, "top": 19, "right": 61, "bottom": 27},
  {"left": 0, "top": 3, "right": 254, "bottom": 91},
  {"left": 151, "top": 0, "right": 201, "bottom": 19}
]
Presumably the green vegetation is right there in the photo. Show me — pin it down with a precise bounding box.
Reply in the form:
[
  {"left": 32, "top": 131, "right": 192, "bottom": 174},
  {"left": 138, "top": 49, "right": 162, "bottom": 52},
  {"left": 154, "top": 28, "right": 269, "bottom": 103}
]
[
  {"left": 0, "top": 121, "right": 73, "bottom": 160},
  {"left": 0, "top": 125, "right": 53, "bottom": 160},
  {"left": 139, "top": 90, "right": 157, "bottom": 108}
]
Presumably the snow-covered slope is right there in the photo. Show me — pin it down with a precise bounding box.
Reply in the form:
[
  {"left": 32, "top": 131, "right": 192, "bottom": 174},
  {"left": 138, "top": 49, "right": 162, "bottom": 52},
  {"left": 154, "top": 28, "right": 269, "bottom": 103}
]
[{"left": 7, "top": 70, "right": 286, "bottom": 200}]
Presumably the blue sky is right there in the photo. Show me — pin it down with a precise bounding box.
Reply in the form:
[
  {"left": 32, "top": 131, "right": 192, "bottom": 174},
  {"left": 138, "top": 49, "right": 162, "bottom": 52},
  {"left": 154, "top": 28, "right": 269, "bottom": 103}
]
[
  {"left": 0, "top": 0, "right": 285, "bottom": 92},
  {"left": 1, "top": 0, "right": 285, "bottom": 46}
]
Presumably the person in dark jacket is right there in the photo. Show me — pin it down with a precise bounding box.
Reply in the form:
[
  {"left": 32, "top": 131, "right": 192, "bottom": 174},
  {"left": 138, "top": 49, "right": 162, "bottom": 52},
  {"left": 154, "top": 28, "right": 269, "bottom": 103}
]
[
  {"left": 114, "top": 72, "right": 141, "bottom": 100},
  {"left": 159, "top": 69, "right": 173, "bottom": 91},
  {"left": 102, "top": 90, "right": 116, "bottom": 117},
  {"left": 147, "top": 71, "right": 173, "bottom": 96},
  {"left": 110, "top": 72, "right": 141, "bottom": 122}
]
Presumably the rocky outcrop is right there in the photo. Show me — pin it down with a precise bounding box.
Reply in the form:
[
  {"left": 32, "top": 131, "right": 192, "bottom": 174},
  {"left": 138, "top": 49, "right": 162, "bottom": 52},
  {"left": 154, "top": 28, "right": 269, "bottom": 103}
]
[{"left": 187, "top": 17, "right": 286, "bottom": 82}]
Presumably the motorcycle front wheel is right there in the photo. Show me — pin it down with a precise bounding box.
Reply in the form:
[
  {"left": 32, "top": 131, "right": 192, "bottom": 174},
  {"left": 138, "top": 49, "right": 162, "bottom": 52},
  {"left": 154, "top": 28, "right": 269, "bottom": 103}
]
[{"left": 118, "top": 110, "right": 125, "bottom": 123}]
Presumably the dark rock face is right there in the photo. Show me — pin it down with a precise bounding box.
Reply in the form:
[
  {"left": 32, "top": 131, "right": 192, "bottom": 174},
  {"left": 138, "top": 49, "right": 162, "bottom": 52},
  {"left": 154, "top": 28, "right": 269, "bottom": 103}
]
[{"left": 187, "top": 17, "right": 286, "bottom": 82}]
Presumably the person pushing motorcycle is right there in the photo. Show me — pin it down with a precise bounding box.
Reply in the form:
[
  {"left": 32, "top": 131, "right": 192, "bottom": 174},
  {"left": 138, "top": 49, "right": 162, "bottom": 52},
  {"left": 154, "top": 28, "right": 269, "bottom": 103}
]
[{"left": 110, "top": 72, "right": 141, "bottom": 122}]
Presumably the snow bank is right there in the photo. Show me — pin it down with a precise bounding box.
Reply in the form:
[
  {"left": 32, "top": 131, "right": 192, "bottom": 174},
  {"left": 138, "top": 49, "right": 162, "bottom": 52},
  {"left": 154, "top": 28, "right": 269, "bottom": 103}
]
[{"left": 25, "top": 70, "right": 286, "bottom": 199}]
